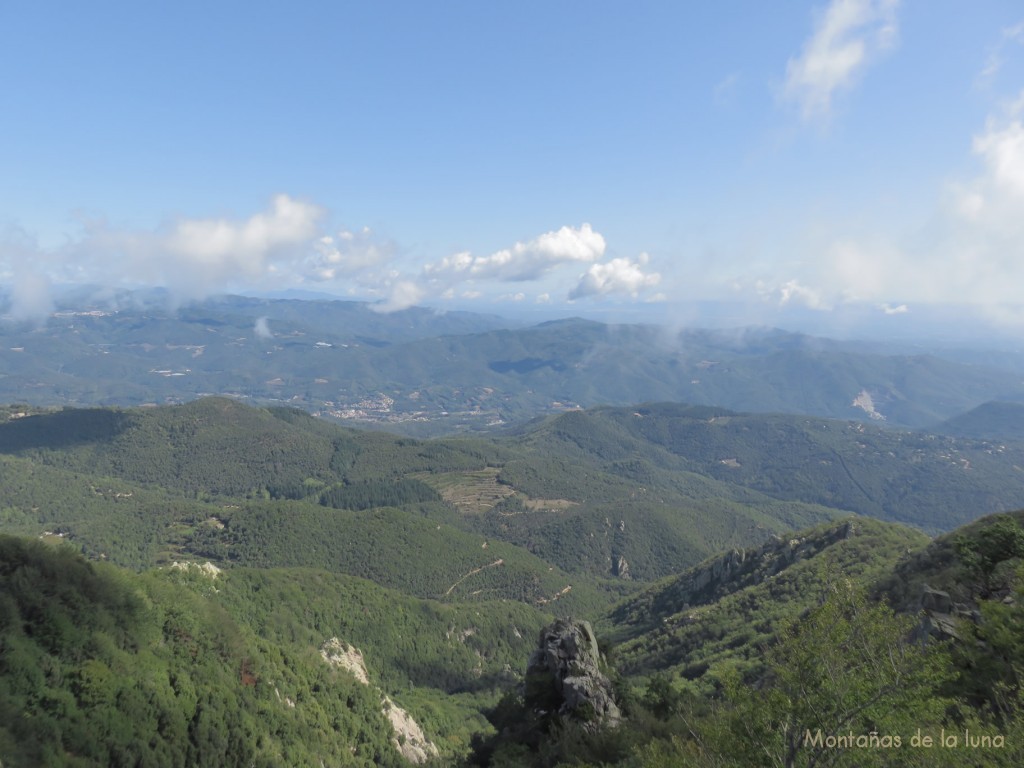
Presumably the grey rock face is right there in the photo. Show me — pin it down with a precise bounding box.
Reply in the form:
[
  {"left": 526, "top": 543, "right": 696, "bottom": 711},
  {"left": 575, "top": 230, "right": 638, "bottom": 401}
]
[
  {"left": 921, "top": 586, "right": 952, "bottom": 614},
  {"left": 613, "top": 555, "right": 632, "bottom": 580},
  {"left": 659, "top": 521, "right": 857, "bottom": 610},
  {"left": 525, "top": 619, "right": 621, "bottom": 730},
  {"left": 918, "top": 584, "right": 982, "bottom": 643}
]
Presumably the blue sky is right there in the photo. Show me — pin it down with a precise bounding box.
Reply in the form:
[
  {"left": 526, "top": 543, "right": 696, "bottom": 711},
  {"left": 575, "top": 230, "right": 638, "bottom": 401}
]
[{"left": 3, "top": 1, "right": 1024, "bottom": 331}]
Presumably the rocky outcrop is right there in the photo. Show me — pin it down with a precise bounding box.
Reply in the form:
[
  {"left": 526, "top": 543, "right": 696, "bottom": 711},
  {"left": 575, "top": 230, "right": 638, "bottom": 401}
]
[
  {"left": 525, "top": 619, "right": 620, "bottom": 730},
  {"left": 384, "top": 696, "right": 440, "bottom": 764},
  {"left": 319, "top": 638, "right": 438, "bottom": 764},
  {"left": 648, "top": 521, "right": 857, "bottom": 613},
  {"left": 613, "top": 555, "right": 631, "bottom": 580},
  {"left": 169, "top": 561, "right": 222, "bottom": 579},
  {"left": 917, "top": 585, "right": 981, "bottom": 643},
  {"left": 320, "top": 638, "right": 370, "bottom": 685}
]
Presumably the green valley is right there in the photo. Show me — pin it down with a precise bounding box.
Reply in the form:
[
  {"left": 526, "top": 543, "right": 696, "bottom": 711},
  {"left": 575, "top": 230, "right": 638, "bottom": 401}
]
[{"left": 2, "top": 396, "right": 1024, "bottom": 765}]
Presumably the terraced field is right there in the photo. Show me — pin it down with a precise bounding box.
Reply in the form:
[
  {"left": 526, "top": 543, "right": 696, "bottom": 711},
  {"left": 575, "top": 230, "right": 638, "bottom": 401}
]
[{"left": 414, "top": 467, "right": 515, "bottom": 514}]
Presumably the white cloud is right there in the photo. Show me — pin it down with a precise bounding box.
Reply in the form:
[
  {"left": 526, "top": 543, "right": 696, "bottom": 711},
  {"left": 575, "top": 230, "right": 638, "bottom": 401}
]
[
  {"left": 569, "top": 253, "right": 661, "bottom": 300},
  {"left": 425, "top": 224, "right": 605, "bottom": 282},
  {"left": 971, "top": 107, "right": 1024, "bottom": 201},
  {"left": 306, "top": 226, "right": 396, "bottom": 281},
  {"left": 0, "top": 226, "right": 55, "bottom": 322},
  {"left": 71, "top": 194, "right": 323, "bottom": 301},
  {"left": 6, "top": 270, "right": 53, "bottom": 323},
  {"left": 931, "top": 94, "right": 1024, "bottom": 311},
  {"left": 978, "top": 22, "right": 1024, "bottom": 84},
  {"left": 167, "top": 195, "right": 318, "bottom": 266},
  {"left": 880, "top": 303, "right": 908, "bottom": 314},
  {"left": 254, "top": 316, "right": 273, "bottom": 339},
  {"left": 810, "top": 237, "right": 946, "bottom": 308},
  {"left": 2, "top": 205, "right": 664, "bottom": 313},
  {"left": 756, "top": 278, "right": 830, "bottom": 310},
  {"left": 370, "top": 280, "right": 423, "bottom": 313},
  {"left": 756, "top": 95, "right": 1024, "bottom": 320},
  {"left": 784, "top": 0, "right": 899, "bottom": 119},
  {"left": 935, "top": 96, "right": 1024, "bottom": 297},
  {"left": 428, "top": 251, "right": 473, "bottom": 275}
]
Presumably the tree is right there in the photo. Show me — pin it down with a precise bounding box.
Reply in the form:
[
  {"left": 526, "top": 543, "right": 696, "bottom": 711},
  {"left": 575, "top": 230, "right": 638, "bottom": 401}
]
[
  {"left": 955, "top": 515, "right": 1024, "bottom": 597},
  {"left": 705, "top": 579, "right": 955, "bottom": 768}
]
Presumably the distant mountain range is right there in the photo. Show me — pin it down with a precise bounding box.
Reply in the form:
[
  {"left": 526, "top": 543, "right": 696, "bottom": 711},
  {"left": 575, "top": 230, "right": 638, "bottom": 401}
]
[{"left": 2, "top": 292, "right": 1023, "bottom": 436}]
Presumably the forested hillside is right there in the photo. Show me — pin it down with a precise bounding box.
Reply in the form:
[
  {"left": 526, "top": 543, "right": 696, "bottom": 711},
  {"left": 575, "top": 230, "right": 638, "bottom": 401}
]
[
  {"left": 2, "top": 398, "right": 1022, "bottom": 587},
  {"left": 0, "top": 535, "right": 555, "bottom": 766},
  {"left": 7, "top": 509, "right": 1024, "bottom": 766},
  {"left": 469, "top": 511, "right": 1024, "bottom": 767},
  {"left": 513, "top": 403, "right": 1024, "bottom": 532},
  {"left": 3, "top": 398, "right": 1024, "bottom": 765}
]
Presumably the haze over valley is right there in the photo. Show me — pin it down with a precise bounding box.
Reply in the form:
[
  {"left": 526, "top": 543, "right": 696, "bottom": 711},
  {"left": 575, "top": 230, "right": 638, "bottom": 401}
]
[{"left": 3, "top": 291, "right": 1024, "bottom": 440}]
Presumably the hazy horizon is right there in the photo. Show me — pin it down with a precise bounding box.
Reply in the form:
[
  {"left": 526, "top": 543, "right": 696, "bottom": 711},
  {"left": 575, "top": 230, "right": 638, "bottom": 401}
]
[{"left": 4, "top": 1, "right": 1024, "bottom": 337}]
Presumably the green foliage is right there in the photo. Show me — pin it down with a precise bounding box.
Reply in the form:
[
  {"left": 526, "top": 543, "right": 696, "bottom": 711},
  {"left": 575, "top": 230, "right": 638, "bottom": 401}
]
[
  {"left": 941, "top": 559, "right": 1024, "bottom": 724},
  {"left": 602, "top": 517, "right": 929, "bottom": 688},
  {"left": 4, "top": 395, "right": 1024, "bottom": 765},
  {"left": 955, "top": 515, "right": 1024, "bottom": 596},
  {"left": 214, "top": 566, "right": 545, "bottom": 697},
  {"left": 528, "top": 403, "right": 1024, "bottom": 533},
  {"left": 937, "top": 401, "right": 1024, "bottom": 440},
  {"left": 707, "top": 580, "right": 955, "bottom": 767},
  {"left": 642, "top": 673, "right": 685, "bottom": 720},
  {"left": 0, "top": 453, "right": 227, "bottom": 568},
  {"left": 0, "top": 535, "right": 422, "bottom": 767},
  {"left": 320, "top": 478, "right": 442, "bottom": 511},
  {"left": 6, "top": 396, "right": 1023, "bottom": 595}
]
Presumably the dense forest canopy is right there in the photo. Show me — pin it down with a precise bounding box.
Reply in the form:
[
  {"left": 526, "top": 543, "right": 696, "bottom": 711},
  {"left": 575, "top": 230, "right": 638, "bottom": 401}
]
[{"left": 1, "top": 398, "right": 1023, "bottom": 765}]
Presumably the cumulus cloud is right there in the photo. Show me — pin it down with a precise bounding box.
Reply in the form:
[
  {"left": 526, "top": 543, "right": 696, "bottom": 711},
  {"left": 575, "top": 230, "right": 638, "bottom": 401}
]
[
  {"left": 169, "top": 195, "right": 318, "bottom": 267},
  {"left": 2, "top": 205, "right": 662, "bottom": 313},
  {"left": 945, "top": 97, "right": 1024, "bottom": 226},
  {"left": 425, "top": 224, "right": 605, "bottom": 282},
  {"left": 305, "top": 226, "right": 396, "bottom": 281},
  {"left": 72, "top": 194, "right": 323, "bottom": 301},
  {"left": 784, "top": 0, "right": 899, "bottom": 119},
  {"left": 568, "top": 253, "right": 661, "bottom": 300},
  {"left": 970, "top": 101, "right": 1024, "bottom": 202},
  {"left": 497, "top": 292, "right": 526, "bottom": 302},
  {"left": 371, "top": 280, "right": 423, "bottom": 313},
  {"left": 755, "top": 278, "right": 830, "bottom": 310},
  {"left": 929, "top": 93, "right": 1024, "bottom": 311},
  {"left": 758, "top": 94, "right": 1024, "bottom": 321}
]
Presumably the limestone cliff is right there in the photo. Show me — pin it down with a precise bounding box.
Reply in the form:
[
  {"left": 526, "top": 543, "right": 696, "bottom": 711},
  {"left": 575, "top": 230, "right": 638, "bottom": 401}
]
[{"left": 320, "top": 637, "right": 439, "bottom": 764}]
